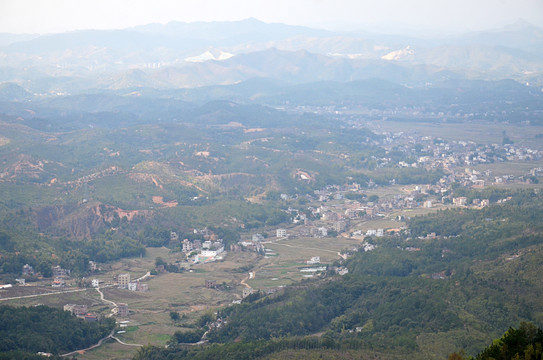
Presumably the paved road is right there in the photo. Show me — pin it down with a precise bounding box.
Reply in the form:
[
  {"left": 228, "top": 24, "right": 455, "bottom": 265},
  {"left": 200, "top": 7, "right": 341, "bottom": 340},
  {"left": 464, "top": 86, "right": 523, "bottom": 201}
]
[
  {"left": 60, "top": 329, "right": 115, "bottom": 357},
  {"left": 96, "top": 286, "right": 117, "bottom": 307},
  {"left": 61, "top": 287, "right": 142, "bottom": 355},
  {"left": 135, "top": 271, "right": 151, "bottom": 282},
  {"left": 60, "top": 330, "right": 144, "bottom": 356},
  {"left": 0, "top": 288, "right": 88, "bottom": 302},
  {"left": 111, "top": 336, "right": 143, "bottom": 347}
]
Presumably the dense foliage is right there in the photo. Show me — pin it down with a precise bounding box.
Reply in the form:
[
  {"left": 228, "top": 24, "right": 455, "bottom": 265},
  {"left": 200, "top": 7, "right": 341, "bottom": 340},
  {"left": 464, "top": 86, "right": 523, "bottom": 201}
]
[
  {"left": 135, "top": 336, "right": 368, "bottom": 360},
  {"left": 474, "top": 323, "right": 543, "bottom": 360},
  {"left": 0, "top": 305, "right": 115, "bottom": 356}
]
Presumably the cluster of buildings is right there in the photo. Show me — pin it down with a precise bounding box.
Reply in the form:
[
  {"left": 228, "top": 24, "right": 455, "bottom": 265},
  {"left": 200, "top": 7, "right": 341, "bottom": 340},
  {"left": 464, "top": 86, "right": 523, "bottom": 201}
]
[
  {"left": 20, "top": 262, "right": 103, "bottom": 288},
  {"left": 170, "top": 228, "right": 227, "bottom": 264},
  {"left": 286, "top": 158, "right": 538, "bottom": 239},
  {"left": 194, "top": 240, "right": 225, "bottom": 263},
  {"left": 238, "top": 141, "right": 539, "bottom": 259},
  {"left": 191, "top": 133, "right": 541, "bottom": 263},
  {"left": 373, "top": 132, "right": 543, "bottom": 172}
]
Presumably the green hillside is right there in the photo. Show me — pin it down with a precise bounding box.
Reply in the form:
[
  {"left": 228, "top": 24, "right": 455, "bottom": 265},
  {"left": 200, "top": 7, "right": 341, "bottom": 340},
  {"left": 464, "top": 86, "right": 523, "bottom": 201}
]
[{"left": 134, "top": 190, "right": 543, "bottom": 359}]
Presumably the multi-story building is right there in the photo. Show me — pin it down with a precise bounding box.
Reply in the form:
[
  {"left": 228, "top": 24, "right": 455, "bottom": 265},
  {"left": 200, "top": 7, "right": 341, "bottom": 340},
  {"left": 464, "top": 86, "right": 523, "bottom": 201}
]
[{"left": 118, "top": 273, "right": 130, "bottom": 289}]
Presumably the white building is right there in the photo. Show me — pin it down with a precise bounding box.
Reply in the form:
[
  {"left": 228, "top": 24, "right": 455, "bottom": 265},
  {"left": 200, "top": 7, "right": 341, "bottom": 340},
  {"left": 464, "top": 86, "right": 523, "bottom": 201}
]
[
  {"left": 276, "top": 228, "right": 287, "bottom": 238},
  {"left": 182, "top": 239, "right": 193, "bottom": 253},
  {"left": 317, "top": 227, "right": 328, "bottom": 237},
  {"left": 453, "top": 197, "right": 468, "bottom": 206},
  {"left": 200, "top": 247, "right": 225, "bottom": 257},
  {"left": 362, "top": 242, "right": 376, "bottom": 252},
  {"left": 89, "top": 261, "right": 98, "bottom": 271},
  {"left": 202, "top": 241, "right": 212, "bottom": 249},
  {"left": 91, "top": 279, "right": 100, "bottom": 288}
]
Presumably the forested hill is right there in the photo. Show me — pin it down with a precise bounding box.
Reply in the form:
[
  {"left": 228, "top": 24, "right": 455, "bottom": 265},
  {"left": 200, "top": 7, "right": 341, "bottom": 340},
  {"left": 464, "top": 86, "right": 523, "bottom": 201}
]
[
  {"left": 134, "top": 189, "right": 543, "bottom": 359},
  {"left": 0, "top": 305, "right": 115, "bottom": 358}
]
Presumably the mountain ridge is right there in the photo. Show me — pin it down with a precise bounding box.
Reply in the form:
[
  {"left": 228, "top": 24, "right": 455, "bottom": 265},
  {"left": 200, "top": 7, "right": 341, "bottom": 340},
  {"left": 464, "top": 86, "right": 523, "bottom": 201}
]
[{"left": 0, "top": 18, "right": 542, "bottom": 93}]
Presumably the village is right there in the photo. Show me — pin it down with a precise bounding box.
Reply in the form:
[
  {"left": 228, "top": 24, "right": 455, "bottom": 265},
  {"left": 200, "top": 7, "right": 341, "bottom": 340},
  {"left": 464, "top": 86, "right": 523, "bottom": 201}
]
[
  {"left": 3, "top": 131, "right": 542, "bottom": 307},
  {"left": 372, "top": 131, "right": 542, "bottom": 170},
  {"left": 0, "top": 126, "right": 542, "bottom": 359}
]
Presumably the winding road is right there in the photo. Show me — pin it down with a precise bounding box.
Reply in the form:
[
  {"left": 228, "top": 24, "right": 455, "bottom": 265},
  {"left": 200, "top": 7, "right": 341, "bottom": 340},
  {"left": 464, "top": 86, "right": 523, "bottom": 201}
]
[
  {"left": 111, "top": 336, "right": 143, "bottom": 347},
  {"left": 60, "top": 286, "right": 143, "bottom": 356},
  {"left": 1, "top": 276, "right": 149, "bottom": 355},
  {"left": 96, "top": 286, "right": 117, "bottom": 306},
  {"left": 60, "top": 330, "right": 115, "bottom": 357},
  {"left": 60, "top": 331, "right": 143, "bottom": 357},
  {"left": 240, "top": 272, "right": 254, "bottom": 289},
  {"left": 95, "top": 286, "right": 120, "bottom": 317}
]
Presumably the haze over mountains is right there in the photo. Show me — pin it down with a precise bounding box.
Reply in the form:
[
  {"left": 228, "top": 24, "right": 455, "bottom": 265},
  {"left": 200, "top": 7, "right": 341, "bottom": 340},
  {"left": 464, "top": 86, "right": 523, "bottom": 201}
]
[
  {"left": 0, "top": 18, "right": 542, "bottom": 94},
  {"left": 3, "top": 13, "right": 543, "bottom": 360}
]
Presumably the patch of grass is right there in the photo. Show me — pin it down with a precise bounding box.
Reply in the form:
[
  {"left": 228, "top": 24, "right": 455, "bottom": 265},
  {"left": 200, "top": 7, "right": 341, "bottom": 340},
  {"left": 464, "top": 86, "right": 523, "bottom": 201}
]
[{"left": 148, "top": 333, "right": 171, "bottom": 344}]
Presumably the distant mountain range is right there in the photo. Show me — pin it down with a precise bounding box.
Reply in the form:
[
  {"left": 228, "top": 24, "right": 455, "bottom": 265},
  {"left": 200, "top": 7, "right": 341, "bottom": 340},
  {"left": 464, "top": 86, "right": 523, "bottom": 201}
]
[{"left": 0, "top": 18, "right": 542, "bottom": 94}]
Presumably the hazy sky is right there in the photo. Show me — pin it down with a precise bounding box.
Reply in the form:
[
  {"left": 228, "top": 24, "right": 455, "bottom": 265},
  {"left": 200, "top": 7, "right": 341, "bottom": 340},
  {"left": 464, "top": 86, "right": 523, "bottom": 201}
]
[{"left": 1, "top": 0, "right": 542, "bottom": 35}]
